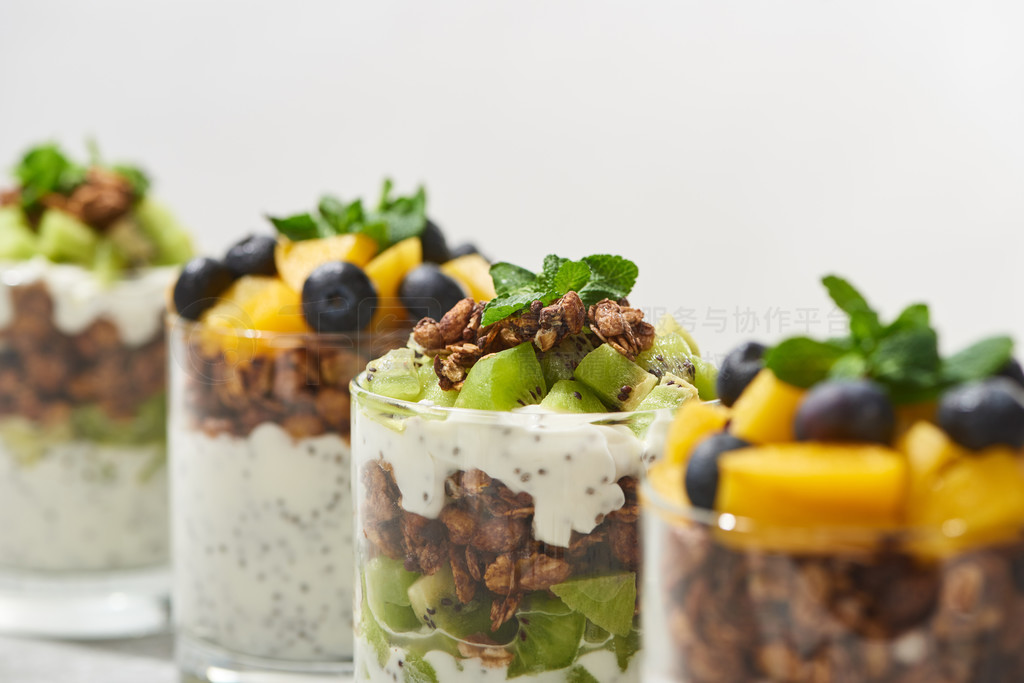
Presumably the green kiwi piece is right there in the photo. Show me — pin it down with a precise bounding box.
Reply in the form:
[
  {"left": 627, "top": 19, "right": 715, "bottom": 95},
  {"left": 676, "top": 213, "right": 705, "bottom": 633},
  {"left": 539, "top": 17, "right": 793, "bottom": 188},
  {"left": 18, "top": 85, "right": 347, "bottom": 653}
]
[
  {"left": 539, "top": 334, "right": 596, "bottom": 389},
  {"left": 365, "top": 556, "right": 422, "bottom": 632},
  {"left": 655, "top": 314, "right": 701, "bottom": 357},
  {"left": 636, "top": 332, "right": 696, "bottom": 382},
  {"left": 37, "top": 209, "right": 97, "bottom": 266},
  {"left": 574, "top": 344, "right": 657, "bottom": 412},
  {"left": 365, "top": 349, "right": 422, "bottom": 401},
  {"left": 539, "top": 379, "right": 606, "bottom": 414},
  {"left": 418, "top": 362, "right": 458, "bottom": 407},
  {"left": 407, "top": 565, "right": 509, "bottom": 641},
  {"left": 0, "top": 207, "right": 38, "bottom": 260},
  {"left": 636, "top": 374, "right": 699, "bottom": 412},
  {"left": 133, "top": 198, "right": 194, "bottom": 265},
  {"left": 454, "top": 343, "right": 546, "bottom": 411},
  {"left": 507, "top": 592, "right": 586, "bottom": 677},
  {"left": 690, "top": 355, "right": 719, "bottom": 400}
]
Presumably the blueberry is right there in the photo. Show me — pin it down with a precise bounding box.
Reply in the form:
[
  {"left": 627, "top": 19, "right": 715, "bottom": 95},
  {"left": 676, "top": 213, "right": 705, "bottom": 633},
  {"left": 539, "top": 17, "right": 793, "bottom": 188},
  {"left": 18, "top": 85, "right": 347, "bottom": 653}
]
[
  {"left": 449, "top": 242, "right": 484, "bottom": 260},
  {"left": 794, "top": 379, "right": 895, "bottom": 444},
  {"left": 173, "top": 257, "right": 235, "bottom": 320},
  {"left": 399, "top": 264, "right": 466, "bottom": 321},
  {"left": 420, "top": 219, "right": 451, "bottom": 264},
  {"left": 717, "top": 341, "right": 767, "bottom": 407},
  {"left": 996, "top": 358, "right": 1024, "bottom": 389},
  {"left": 685, "top": 433, "right": 750, "bottom": 510},
  {"left": 937, "top": 378, "right": 1024, "bottom": 451},
  {"left": 301, "top": 261, "right": 378, "bottom": 332},
  {"left": 224, "top": 234, "right": 277, "bottom": 277}
]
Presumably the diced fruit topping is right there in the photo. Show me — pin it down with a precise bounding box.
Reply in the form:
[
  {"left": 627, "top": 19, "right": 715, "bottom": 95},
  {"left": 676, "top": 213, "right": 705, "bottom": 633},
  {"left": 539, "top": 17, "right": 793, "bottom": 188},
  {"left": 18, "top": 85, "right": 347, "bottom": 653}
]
[
  {"left": 440, "top": 253, "right": 497, "bottom": 302},
  {"left": 399, "top": 264, "right": 466, "bottom": 321},
  {"left": 365, "top": 349, "right": 421, "bottom": 401},
  {"left": 201, "top": 275, "right": 306, "bottom": 334},
  {"left": 275, "top": 233, "right": 378, "bottom": 292},
  {"left": 363, "top": 237, "right": 423, "bottom": 301},
  {"left": 685, "top": 433, "right": 750, "bottom": 510},
  {"left": 406, "top": 565, "right": 496, "bottom": 639},
  {"left": 899, "top": 420, "right": 969, "bottom": 502},
  {"left": 173, "top": 257, "right": 236, "bottom": 320},
  {"left": 223, "top": 234, "right": 278, "bottom": 277},
  {"left": 540, "top": 379, "right": 606, "bottom": 414},
  {"left": 729, "top": 369, "right": 806, "bottom": 444},
  {"left": 419, "top": 218, "right": 451, "bottom": 263},
  {"left": 793, "top": 379, "right": 895, "bottom": 444},
  {"left": 301, "top": 261, "right": 378, "bottom": 333},
  {"left": 690, "top": 355, "right": 720, "bottom": 401},
  {"left": 38, "top": 209, "right": 98, "bottom": 264},
  {"left": 574, "top": 343, "right": 657, "bottom": 412},
  {"left": 0, "top": 206, "right": 38, "bottom": 260},
  {"left": 418, "top": 362, "right": 457, "bottom": 407},
  {"left": 716, "top": 341, "right": 767, "bottom": 407},
  {"left": 665, "top": 401, "right": 731, "bottom": 466},
  {"left": 717, "top": 443, "right": 907, "bottom": 527},
  {"left": 455, "top": 343, "right": 546, "bottom": 411},
  {"left": 936, "top": 378, "right": 1024, "bottom": 451},
  {"left": 539, "top": 334, "right": 597, "bottom": 389},
  {"left": 636, "top": 375, "right": 699, "bottom": 412},
  {"left": 635, "top": 332, "right": 694, "bottom": 382},
  {"left": 364, "top": 557, "right": 422, "bottom": 633}
]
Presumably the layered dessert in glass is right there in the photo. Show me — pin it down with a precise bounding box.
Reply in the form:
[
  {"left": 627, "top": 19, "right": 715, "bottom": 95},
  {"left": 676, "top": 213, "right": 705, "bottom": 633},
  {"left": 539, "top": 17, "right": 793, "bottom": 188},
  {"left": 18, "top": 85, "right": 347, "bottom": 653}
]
[
  {"left": 0, "top": 142, "right": 192, "bottom": 637},
  {"left": 642, "top": 275, "right": 1024, "bottom": 682},
  {"left": 352, "top": 254, "right": 716, "bottom": 682},
  {"left": 169, "top": 181, "right": 491, "bottom": 680}
]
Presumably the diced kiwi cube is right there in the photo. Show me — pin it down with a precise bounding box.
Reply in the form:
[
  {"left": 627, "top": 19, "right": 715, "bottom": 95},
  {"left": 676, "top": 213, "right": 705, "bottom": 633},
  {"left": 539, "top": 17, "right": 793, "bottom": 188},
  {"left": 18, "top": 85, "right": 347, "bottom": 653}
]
[
  {"left": 38, "top": 209, "right": 97, "bottom": 266},
  {"left": 0, "top": 207, "right": 38, "bottom": 260},
  {"left": 574, "top": 344, "right": 657, "bottom": 412},
  {"left": 365, "top": 348, "right": 422, "bottom": 401}
]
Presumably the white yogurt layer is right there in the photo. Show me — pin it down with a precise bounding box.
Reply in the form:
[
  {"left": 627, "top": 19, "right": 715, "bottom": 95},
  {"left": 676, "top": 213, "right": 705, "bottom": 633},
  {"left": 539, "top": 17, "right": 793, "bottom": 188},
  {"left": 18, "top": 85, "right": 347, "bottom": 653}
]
[
  {"left": 354, "top": 408, "right": 669, "bottom": 548},
  {"left": 0, "top": 258, "right": 177, "bottom": 346},
  {"left": 0, "top": 424, "right": 168, "bottom": 571},
  {"left": 172, "top": 422, "right": 355, "bottom": 661},
  {"left": 357, "top": 639, "right": 636, "bottom": 683}
]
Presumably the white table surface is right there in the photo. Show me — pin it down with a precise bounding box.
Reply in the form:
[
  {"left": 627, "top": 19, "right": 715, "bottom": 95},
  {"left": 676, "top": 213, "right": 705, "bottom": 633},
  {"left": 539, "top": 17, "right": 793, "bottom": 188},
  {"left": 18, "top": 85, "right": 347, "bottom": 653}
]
[{"left": 0, "top": 635, "right": 357, "bottom": 683}]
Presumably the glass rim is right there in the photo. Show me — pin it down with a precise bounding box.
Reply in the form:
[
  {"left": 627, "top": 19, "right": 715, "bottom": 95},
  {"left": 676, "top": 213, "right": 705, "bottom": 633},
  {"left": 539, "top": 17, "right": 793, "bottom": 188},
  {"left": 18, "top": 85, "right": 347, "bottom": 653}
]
[
  {"left": 350, "top": 369, "right": 684, "bottom": 423},
  {"left": 166, "top": 312, "right": 413, "bottom": 343},
  {"left": 639, "top": 464, "right": 1021, "bottom": 545}
]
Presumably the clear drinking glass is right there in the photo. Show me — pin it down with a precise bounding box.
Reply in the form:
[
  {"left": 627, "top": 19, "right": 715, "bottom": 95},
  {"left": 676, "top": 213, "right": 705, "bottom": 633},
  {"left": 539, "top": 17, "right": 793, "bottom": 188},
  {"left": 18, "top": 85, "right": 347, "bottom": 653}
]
[
  {"left": 0, "top": 262, "right": 176, "bottom": 638},
  {"left": 169, "top": 317, "right": 408, "bottom": 681},
  {"left": 350, "top": 374, "right": 676, "bottom": 683},
  {"left": 640, "top": 468, "right": 1024, "bottom": 683}
]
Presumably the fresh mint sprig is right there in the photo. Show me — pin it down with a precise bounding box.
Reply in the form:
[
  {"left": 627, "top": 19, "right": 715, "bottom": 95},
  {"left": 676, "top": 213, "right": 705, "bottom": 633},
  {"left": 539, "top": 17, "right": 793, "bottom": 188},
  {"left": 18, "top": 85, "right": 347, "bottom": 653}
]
[
  {"left": 481, "top": 254, "right": 638, "bottom": 326},
  {"left": 268, "top": 178, "right": 427, "bottom": 250},
  {"left": 764, "top": 275, "right": 1014, "bottom": 404}
]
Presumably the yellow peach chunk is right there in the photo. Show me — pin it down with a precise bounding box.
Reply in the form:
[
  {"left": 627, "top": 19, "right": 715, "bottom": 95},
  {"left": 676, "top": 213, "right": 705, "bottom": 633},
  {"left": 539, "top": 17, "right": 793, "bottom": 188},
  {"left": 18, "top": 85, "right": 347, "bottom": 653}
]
[
  {"left": 897, "top": 420, "right": 969, "bottom": 502},
  {"left": 910, "top": 449, "right": 1024, "bottom": 552},
  {"left": 275, "top": 233, "right": 378, "bottom": 292},
  {"left": 729, "top": 370, "right": 806, "bottom": 444},
  {"left": 364, "top": 237, "right": 422, "bottom": 300},
  {"left": 441, "top": 254, "right": 496, "bottom": 302},
  {"left": 200, "top": 276, "right": 309, "bottom": 362},
  {"left": 717, "top": 443, "right": 907, "bottom": 528},
  {"left": 664, "top": 401, "right": 731, "bottom": 466}
]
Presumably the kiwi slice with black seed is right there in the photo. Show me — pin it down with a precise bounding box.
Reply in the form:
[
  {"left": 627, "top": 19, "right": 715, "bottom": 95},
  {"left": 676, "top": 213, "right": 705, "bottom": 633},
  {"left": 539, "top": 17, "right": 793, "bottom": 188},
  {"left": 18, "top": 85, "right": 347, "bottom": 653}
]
[
  {"left": 539, "top": 334, "right": 597, "bottom": 389},
  {"left": 365, "top": 348, "right": 422, "bottom": 401},
  {"left": 636, "top": 332, "right": 696, "bottom": 382},
  {"left": 454, "top": 343, "right": 546, "bottom": 411},
  {"left": 574, "top": 344, "right": 657, "bottom": 412},
  {"left": 539, "top": 379, "right": 606, "bottom": 413}
]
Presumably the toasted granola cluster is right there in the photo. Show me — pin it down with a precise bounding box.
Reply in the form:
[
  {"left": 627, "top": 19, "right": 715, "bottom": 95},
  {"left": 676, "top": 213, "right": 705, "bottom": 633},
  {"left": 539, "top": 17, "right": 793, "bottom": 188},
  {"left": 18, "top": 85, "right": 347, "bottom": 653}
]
[
  {"left": 362, "top": 461, "right": 640, "bottom": 633},
  {"left": 0, "top": 283, "right": 165, "bottom": 423},
  {"left": 1, "top": 167, "right": 136, "bottom": 231},
  {"left": 412, "top": 293, "right": 652, "bottom": 390},
  {"left": 656, "top": 523, "right": 1024, "bottom": 682}
]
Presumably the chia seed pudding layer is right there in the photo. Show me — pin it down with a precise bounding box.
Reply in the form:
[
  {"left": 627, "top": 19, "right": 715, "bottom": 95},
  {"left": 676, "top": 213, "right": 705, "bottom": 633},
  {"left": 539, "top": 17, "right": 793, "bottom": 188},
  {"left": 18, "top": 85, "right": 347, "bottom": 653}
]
[
  {"left": 170, "top": 322, "right": 408, "bottom": 663},
  {"left": 352, "top": 382, "right": 674, "bottom": 683},
  {"left": 0, "top": 268, "right": 173, "bottom": 573}
]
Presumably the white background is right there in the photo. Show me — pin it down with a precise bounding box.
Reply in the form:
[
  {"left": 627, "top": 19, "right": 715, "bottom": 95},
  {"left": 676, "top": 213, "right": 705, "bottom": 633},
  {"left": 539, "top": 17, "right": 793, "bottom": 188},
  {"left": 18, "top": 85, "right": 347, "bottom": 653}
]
[{"left": 1, "top": 0, "right": 1022, "bottom": 359}]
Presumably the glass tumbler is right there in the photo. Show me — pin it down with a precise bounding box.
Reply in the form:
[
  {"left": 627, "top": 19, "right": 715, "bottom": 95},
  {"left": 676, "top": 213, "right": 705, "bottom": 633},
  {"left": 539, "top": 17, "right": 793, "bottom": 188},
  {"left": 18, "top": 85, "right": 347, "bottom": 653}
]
[
  {"left": 351, "top": 374, "right": 677, "bottom": 683},
  {"left": 640, "top": 465, "right": 1024, "bottom": 683},
  {"left": 170, "top": 318, "right": 408, "bottom": 681},
  {"left": 0, "top": 262, "right": 176, "bottom": 638}
]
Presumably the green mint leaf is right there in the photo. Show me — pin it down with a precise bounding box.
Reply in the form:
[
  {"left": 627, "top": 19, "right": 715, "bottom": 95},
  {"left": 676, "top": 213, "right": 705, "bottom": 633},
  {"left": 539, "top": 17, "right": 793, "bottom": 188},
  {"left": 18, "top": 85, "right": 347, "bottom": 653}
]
[
  {"left": 481, "top": 289, "right": 544, "bottom": 326},
  {"left": 376, "top": 177, "right": 394, "bottom": 211},
  {"left": 549, "top": 572, "right": 636, "bottom": 637},
  {"left": 402, "top": 651, "right": 439, "bottom": 683},
  {"left": 540, "top": 254, "right": 569, "bottom": 281},
  {"left": 111, "top": 164, "right": 150, "bottom": 199},
  {"left": 828, "top": 352, "right": 869, "bottom": 380},
  {"left": 552, "top": 260, "right": 591, "bottom": 295},
  {"left": 886, "top": 303, "right": 930, "bottom": 335},
  {"left": 567, "top": 666, "right": 600, "bottom": 683},
  {"left": 578, "top": 254, "right": 638, "bottom": 306},
  {"left": 267, "top": 213, "right": 327, "bottom": 241},
  {"left": 942, "top": 335, "right": 1014, "bottom": 385},
  {"left": 609, "top": 627, "right": 640, "bottom": 672},
  {"left": 823, "top": 275, "right": 881, "bottom": 342},
  {"left": 490, "top": 262, "right": 537, "bottom": 295},
  {"left": 870, "top": 327, "right": 941, "bottom": 389},
  {"left": 764, "top": 337, "right": 849, "bottom": 388},
  {"left": 353, "top": 220, "right": 388, "bottom": 249},
  {"left": 14, "top": 143, "right": 84, "bottom": 209}
]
